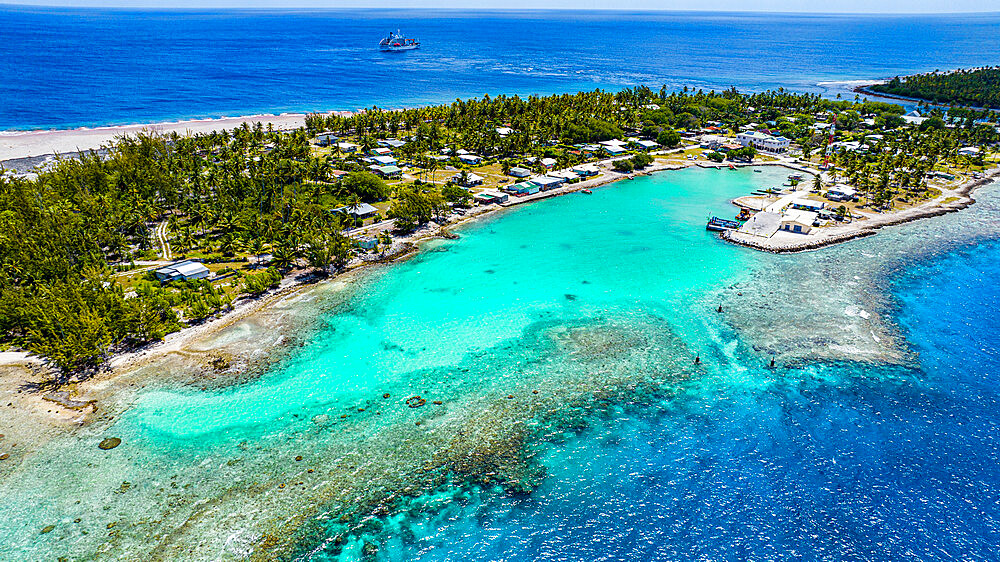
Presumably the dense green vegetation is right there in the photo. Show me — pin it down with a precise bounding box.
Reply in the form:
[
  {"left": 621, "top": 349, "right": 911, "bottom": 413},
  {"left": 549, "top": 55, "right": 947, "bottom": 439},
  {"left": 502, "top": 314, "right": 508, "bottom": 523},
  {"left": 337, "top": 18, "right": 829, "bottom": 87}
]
[
  {"left": 2, "top": 85, "right": 997, "bottom": 382},
  {"left": 0, "top": 126, "right": 361, "bottom": 380},
  {"left": 613, "top": 153, "right": 653, "bottom": 172},
  {"left": 871, "top": 67, "right": 1000, "bottom": 109}
]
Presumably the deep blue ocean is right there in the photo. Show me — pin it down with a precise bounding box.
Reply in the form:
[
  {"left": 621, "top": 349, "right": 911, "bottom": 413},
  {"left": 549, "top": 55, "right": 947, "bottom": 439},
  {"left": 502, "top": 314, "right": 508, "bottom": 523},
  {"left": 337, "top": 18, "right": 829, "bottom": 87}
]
[{"left": 3, "top": 7, "right": 1000, "bottom": 130}]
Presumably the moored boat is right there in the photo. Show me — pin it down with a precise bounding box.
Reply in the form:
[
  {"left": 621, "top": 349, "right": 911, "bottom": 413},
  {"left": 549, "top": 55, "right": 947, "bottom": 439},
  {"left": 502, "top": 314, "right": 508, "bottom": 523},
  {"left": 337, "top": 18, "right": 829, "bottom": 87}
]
[{"left": 706, "top": 216, "right": 741, "bottom": 231}]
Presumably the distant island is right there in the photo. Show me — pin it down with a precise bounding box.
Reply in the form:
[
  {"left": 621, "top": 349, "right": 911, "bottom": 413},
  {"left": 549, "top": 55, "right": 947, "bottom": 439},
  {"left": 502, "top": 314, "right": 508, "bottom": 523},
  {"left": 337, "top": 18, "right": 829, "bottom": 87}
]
[
  {"left": 2, "top": 86, "right": 998, "bottom": 382},
  {"left": 866, "top": 67, "right": 1000, "bottom": 109}
]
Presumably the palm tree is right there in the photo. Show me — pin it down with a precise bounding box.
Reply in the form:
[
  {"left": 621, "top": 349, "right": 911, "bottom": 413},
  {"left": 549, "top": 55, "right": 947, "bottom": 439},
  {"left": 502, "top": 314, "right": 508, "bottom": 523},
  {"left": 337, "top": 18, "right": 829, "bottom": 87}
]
[
  {"left": 378, "top": 231, "right": 392, "bottom": 258},
  {"left": 346, "top": 194, "right": 363, "bottom": 229},
  {"left": 218, "top": 232, "right": 242, "bottom": 257},
  {"left": 360, "top": 135, "right": 376, "bottom": 154},
  {"left": 270, "top": 241, "right": 296, "bottom": 270},
  {"left": 307, "top": 157, "right": 328, "bottom": 182},
  {"left": 248, "top": 237, "right": 266, "bottom": 267},
  {"left": 427, "top": 158, "right": 440, "bottom": 184}
]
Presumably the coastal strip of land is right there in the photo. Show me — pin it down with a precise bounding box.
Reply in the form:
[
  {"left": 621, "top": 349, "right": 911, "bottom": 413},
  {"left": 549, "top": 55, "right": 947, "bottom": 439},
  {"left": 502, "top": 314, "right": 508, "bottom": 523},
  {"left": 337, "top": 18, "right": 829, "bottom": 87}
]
[
  {"left": 0, "top": 112, "right": 319, "bottom": 162},
  {"left": 2, "top": 85, "right": 998, "bottom": 398},
  {"left": 854, "top": 67, "right": 1000, "bottom": 113},
  {"left": 723, "top": 165, "right": 1000, "bottom": 253}
]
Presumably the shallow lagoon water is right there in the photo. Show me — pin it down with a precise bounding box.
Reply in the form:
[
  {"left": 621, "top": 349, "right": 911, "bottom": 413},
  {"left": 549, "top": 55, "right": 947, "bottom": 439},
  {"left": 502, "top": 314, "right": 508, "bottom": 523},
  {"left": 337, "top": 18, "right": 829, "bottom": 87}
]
[
  {"left": 1, "top": 167, "right": 999, "bottom": 560},
  {"left": 126, "top": 166, "right": 773, "bottom": 442}
]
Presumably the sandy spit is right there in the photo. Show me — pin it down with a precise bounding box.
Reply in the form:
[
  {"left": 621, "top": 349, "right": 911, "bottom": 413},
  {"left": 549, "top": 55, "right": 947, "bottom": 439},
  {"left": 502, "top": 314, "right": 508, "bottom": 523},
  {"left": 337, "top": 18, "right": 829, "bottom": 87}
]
[{"left": 0, "top": 113, "right": 323, "bottom": 161}]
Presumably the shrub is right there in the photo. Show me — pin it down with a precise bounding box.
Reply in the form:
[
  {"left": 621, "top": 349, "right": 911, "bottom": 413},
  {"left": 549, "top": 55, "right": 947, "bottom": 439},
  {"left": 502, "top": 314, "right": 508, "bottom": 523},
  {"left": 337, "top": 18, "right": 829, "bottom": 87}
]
[
  {"left": 613, "top": 159, "right": 635, "bottom": 172},
  {"left": 240, "top": 267, "right": 282, "bottom": 297}
]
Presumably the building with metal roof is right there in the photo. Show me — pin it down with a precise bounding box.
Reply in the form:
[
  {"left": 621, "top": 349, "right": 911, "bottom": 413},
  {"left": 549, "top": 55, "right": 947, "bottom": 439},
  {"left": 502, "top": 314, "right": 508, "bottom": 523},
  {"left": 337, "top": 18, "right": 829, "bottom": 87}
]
[{"left": 154, "top": 260, "right": 211, "bottom": 283}]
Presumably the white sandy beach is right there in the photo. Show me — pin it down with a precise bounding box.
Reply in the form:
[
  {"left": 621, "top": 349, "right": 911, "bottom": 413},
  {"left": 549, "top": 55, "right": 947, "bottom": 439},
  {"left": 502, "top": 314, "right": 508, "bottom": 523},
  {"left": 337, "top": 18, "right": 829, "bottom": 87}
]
[{"left": 0, "top": 113, "right": 318, "bottom": 161}]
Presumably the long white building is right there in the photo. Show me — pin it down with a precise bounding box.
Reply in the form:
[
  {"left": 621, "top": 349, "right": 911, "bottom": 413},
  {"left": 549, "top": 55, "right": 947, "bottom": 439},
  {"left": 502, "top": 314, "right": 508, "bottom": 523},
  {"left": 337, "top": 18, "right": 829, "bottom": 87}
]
[{"left": 735, "top": 131, "right": 791, "bottom": 153}]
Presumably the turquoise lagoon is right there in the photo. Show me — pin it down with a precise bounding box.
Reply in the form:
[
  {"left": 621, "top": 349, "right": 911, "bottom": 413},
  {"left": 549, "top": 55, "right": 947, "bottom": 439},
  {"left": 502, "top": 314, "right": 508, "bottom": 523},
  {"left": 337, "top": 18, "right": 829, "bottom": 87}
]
[{"left": 2, "top": 166, "right": 1000, "bottom": 560}]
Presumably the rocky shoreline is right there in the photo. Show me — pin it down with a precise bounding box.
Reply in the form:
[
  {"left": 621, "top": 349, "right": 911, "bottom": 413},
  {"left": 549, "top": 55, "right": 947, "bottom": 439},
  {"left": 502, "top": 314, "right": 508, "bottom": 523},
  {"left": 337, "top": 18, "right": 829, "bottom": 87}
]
[{"left": 722, "top": 165, "right": 1000, "bottom": 254}]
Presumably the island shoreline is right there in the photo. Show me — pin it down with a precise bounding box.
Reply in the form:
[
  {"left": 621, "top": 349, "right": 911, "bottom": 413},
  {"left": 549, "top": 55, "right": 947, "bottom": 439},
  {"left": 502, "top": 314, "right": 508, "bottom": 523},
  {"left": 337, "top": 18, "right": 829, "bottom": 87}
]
[
  {"left": 852, "top": 84, "right": 1000, "bottom": 113},
  {"left": 723, "top": 166, "right": 1000, "bottom": 253},
  {"left": 4, "top": 157, "right": 996, "bottom": 380}
]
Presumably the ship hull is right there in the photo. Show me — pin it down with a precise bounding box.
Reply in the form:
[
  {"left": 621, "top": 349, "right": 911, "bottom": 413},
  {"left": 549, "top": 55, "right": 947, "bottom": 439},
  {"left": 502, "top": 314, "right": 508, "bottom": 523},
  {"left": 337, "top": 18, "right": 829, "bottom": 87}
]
[{"left": 380, "top": 44, "right": 419, "bottom": 51}]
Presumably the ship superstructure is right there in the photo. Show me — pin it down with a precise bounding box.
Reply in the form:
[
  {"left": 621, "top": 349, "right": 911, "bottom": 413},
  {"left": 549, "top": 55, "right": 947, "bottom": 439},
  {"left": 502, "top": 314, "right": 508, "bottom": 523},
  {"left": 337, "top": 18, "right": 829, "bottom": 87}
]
[{"left": 379, "top": 30, "right": 419, "bottom": 51}]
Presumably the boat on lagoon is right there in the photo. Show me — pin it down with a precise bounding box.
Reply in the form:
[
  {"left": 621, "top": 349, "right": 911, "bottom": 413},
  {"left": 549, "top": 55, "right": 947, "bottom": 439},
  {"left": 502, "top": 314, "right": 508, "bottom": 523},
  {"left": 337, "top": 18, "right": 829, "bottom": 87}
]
[{"left": 706, "top": 216, "right": 741, "bottom": 231}]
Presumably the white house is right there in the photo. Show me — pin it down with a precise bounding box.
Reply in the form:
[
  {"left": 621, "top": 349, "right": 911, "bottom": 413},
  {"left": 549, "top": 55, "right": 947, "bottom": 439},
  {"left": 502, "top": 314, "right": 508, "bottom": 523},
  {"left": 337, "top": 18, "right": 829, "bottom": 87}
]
[
  {"left": 458, "top": 154, "right": 482, "bottom": 165},
  {"left": 549, "top": 170, "right": 578, "bottom": 181},
  {"left": 336, "top": 142, "right": 358, "bottom": 153},
  {"left": 700, "top": 135, "right": 727, "bottom": 150},
  {"left": 532, "top": 176, "right": 564, "bottom": 190},
  {"left": 378, "top": 139, "right": 406, "bottom": 149},
  {"left": 789, "top": 199, "right": 825, "bottom": 212},
  {"left": 958, "top": 146, "right": 981, "bottom": 157},
  {"left": 901, "top": 110, "right": 928, "bottom": 126},
  {"left": 828, "top": 141, "right": 863, "bottom": 153},
  {"left": 451, "top": 172, "right": 485, "bottom": 187},
  {"left": 372, "top": 155, "right": 397, "bottom": 166},
  {"left": 540, "top": 157, "right": 558, "bottom": 169},
  {"left": 735, "top": 131, "right": 790, "bottom": 153},
  {"left": 509, "top": 167, "right": 531, "bottom": 178},
  {"left": 496, "top": 127, "right": 514, "bottom": 136},
  {"left": 333, "top": 202, "right": 379, "bottom": 218},
  {"left": 633, "top": 139, "right": 659, "bottom": 151},
  {"left": 827, "top": 184, "right": 857, "bottom": 202},
  {"left": 572, "top": 164, "right": 600, "bottom": 177},
  {"left": 779, "top": 210, "right": 818, "bottom": 234}
]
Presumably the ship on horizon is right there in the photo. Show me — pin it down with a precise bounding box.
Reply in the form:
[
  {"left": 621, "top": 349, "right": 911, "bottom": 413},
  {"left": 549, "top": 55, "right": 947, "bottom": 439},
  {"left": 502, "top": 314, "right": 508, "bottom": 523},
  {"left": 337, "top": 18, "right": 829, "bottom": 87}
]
[{"left": 379, "top": 30, "right": 419, "bottom": 52}]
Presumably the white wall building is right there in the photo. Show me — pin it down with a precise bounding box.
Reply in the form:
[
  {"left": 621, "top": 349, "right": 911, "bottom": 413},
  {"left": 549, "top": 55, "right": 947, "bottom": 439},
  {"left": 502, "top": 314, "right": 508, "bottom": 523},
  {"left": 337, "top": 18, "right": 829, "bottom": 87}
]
[
  {"left": 735, "top": 131, "right": 791, "bottom": 153},
  {"left": 779, "top": 210, "right": 818, "bottom": 234}
]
